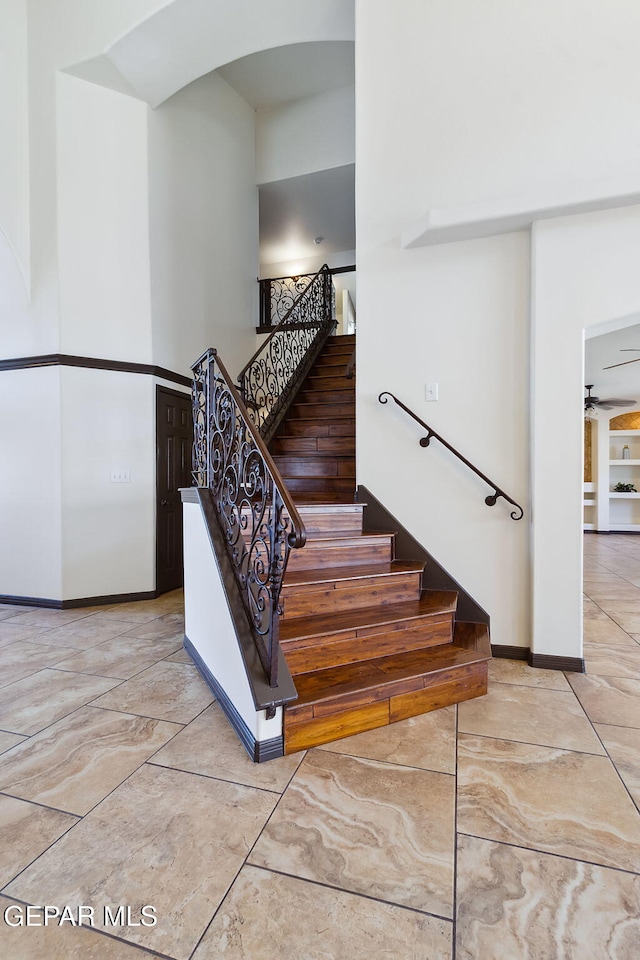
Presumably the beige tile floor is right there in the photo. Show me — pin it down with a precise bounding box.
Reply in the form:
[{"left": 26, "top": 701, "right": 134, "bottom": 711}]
[{"left": 0, "top": 539, "right": 638, "bottom": 959}]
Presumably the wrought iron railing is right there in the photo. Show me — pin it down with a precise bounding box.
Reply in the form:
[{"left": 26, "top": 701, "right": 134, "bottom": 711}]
[
  {"left": 259, "top": 273, "right": 316, "bottom": 329},
  {"left": 239, "top": 264, "right": 335, "bottom": 443},
  {"left": 379, "top": 391, "right": 524, "bottom": 521},
  {"left": 192, "top": 348, "right": 306, "bottom": 687}
]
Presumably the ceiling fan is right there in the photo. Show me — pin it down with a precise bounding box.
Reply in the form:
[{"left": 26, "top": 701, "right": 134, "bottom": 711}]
[
  {"left": 585, "top": 385, "right": 636, "bottom": 411},
  {"left": 604, "top": 349, "right": 640, "bottom": 370}
]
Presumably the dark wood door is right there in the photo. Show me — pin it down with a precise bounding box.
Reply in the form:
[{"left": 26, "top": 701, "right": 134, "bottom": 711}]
[{"left": 156, "top": 386, "right": 193, "bottom": 595}]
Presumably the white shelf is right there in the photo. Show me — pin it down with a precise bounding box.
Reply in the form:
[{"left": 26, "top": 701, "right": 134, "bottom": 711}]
[
  {"left": 610, "top": 459, "right": 640, "bottom": 465},
  {"left": 611, "top": 429, "right": 640, "bottom": 437},
  {"left": 610, "top": 492, "right": 640, "bottom": 498}
]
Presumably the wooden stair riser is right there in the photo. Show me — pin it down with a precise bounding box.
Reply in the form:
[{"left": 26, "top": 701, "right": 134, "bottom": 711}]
[
  {"left": 271, "top": 436, "right": 355, "bottom": 456},
  {"left": 284, "top": 661, "right": 487, "bottom": 753},
  {"left": 274, "top": 456, "right": 356, "bottom": 478},
  {"left": 280, "top": 570, "right": 423, "bottom": 619},
  {"left": 288, "top": 505, "right": 363, "bottom": 536},
  {"left": 298, "top": 388, "right": 355, "bottom": 405},
  {"left": 278, "top": 419, "right": 355, "bottom": 438},
  {"left": 283, "top": 477, "right": 356, "bottom": 497},
  {"left": 285, "top": 535, "right": 393, "bottom": 573},
  {"left": 283, "top": 617, "right": 454, "bottom": 674},
  {"left": 312, "top": 355, "right": 354, "bottom": 370},
  {"left": 306, "top": 375, "right": 354, "bottom": 390},
  {"left": 286, "top": 402, "right": 356, "bottom": 420}
]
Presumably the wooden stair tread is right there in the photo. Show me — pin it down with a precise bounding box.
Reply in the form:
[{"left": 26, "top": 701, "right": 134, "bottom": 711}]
[
  {"left": 282, "top": 559, "right": 424, "bottom": 589},
  {"left": 280, "top": 592, "right": 458, "bottom": 642},
  {"left": 291, "top": 635, "right": 491, "bottom": 710},
  {"left": 296, "top": 529, "right": 393, "bottom": 544}
]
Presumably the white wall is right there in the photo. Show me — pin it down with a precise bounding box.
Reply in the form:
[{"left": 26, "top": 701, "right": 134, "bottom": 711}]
[
  {"left": 256, "top": 85, "right": 355, "bottom": 185},
  {"left": 356, "top": 233, "right": 530, "bottom": 649},
  {"left": 0, "top": 368, "right": 62, "bottom": 600},
  {"left": 148, "top": 72, "right": 259, "bottom": 379},
  {"left": 57, "top": 73, "right": 152, "bottom": 361},
  {"left": 356, "top": 0, "right": 640, "bottom": 232},
  {"left": 0, "top": 0, "right": 29, "bottom": 293},
  {"left": 531, "top": 205, "right": 640, "bottom": 656},
  {"left": 60, "top": 368, "right": 157, "bottom": 600}
]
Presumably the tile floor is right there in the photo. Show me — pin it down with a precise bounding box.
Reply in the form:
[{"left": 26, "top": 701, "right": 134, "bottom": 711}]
[{"left": 0, "top": 536, "right": 638, "bottom": 959}]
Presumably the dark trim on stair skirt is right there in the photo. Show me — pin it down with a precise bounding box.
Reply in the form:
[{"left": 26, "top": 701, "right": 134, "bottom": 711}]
[
  {"left": 0, "top": 353, "right": 192, "bottom": 388},
  {"left": 356, "top": 484, "right": 490, "bottom": 626},
  {"left": 492, "top": 645, "right": 586, "bottom": 673},
  {"left": 0, "top": 591, "right": 157, "bottom": 609},
  {"left": 184, "top": 636, "right": 284, "bottom": 763}
]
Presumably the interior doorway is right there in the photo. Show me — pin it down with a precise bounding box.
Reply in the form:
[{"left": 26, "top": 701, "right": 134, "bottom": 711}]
[{"left": 156, "top": 385, "right": 193, "bottom": 595}]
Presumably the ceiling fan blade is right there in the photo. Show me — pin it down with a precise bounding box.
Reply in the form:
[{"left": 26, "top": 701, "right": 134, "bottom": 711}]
[
  {"left": 604, "top": 357, "right": 640, "bottom": 370},
  {"left": 596, "top": 399, "right": 636, "bottom": 409}
]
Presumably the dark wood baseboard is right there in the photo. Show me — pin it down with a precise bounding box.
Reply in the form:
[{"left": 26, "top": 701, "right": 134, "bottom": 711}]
[
  {"left": 0, "top": 590, "right": 158, "bottom": 609},
  {"left": 529, "top": 653, "right": 586, "bottom": 673},
  {"left": 491, "top": 645, "right": 585, "bottom": 673},
  {"left": 183, "top": 635, "right": 284, "bottom": 763},
  {"left": 491, "top": 644, "right": 529, "bottom": 660}
]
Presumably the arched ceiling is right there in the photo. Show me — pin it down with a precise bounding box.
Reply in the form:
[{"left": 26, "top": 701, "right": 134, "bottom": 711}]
[{"left": 66, "top": 0, "right": 354, "bottom": 107}]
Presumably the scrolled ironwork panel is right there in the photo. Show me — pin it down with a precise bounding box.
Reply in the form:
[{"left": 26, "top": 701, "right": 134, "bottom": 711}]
[
  {"left": 191, "top": 350, "right": 303, "bottom": 686},
  {"left": 240, "top": 265, "right": 335, "bottom": 440}
]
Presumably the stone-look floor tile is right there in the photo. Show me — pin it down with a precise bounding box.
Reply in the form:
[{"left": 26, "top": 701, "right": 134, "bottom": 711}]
[
  {"left": 90, "top": 661, "right": 213, "bottom": 724},
  {"left": 582, "top": 598, "right": 610, "bottom": 621},
  {"left": 584, "top": 640, "right": 640, "bottom": 679},
  {"left": 0, "top": 795, "right": 78, "bottom": 887},
  {"left": 568, "top": 673, "right": 640, "bottom": 728},
  {"left": 0, "top": 621, "right": 53, "bottom": 644},
  {"left": 151, "top": 702, "right": 303, "bottom": 792},
  {"left": 5, "top": 609, "right": 100, "bottom": 628},
  {"left": 193, "top": 865, "right": 453, "bottom": 960},
  {"left": 0, "top": 706, "right": 182, "bottom": 815},
  {"left": 92, "top": 597, "right": 183, "bottom": 624},
  {"left": 5, "top": 764, "right": 277, "bottom": 960},
  {"left": 0, "top": 640, "right": 80, "bottom": 688},
  {"left": 585, "top": 586, "right": 640, "bottom": 605},
  {"left": 317, "top": 706, "right": 457, "bottom": 774},
  {"left": 583, "top": 618, "right": 638, "bottom": 645},
  {"left": 0, "top": 604, "right": 37, "bottom": 620},
  {"left": 0, "top": 897, "right": 162, "bottom": 960},
  {"left": 608, "top": 613, "right": 640, "bottom": 633},
  {"left": 595, "top": 723, "right": 640, "bottom": 809},
  {"left": 488, "top": 658, "right": 571, "bottom": 690},
  {"left": 456, "top": 834, "right": 640, "bottom": 960},
  {"left": 249, "top": 750, "right": 456, "bottom": 917},
  {"left": 121, "top": 612, "right": 185, "bottom": 643},
  {"left": 0, "top": 670, "right": 120, "bottom": 735},
  {"left": 457, "top": 735, "right": 640, "bottom": 873},
  {"left": 458, "top": 683, "right": 605, "bottom": 754},
  {"left": 28, "top": 618, "right": 131, "bottom": 650},
  {"left": 164, "top": 647, "right": 192, "bottom": 663},
  {"left": 0, "top": 731, "right": 26, "bottom": 755},
  {"left": 53, "top": 635, "right": 182, "bottom": 680}
]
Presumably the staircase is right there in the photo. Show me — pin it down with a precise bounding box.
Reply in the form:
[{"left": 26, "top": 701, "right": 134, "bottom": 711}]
[{"left": 268, "top": 333, "right": 491, "bottom": 754}]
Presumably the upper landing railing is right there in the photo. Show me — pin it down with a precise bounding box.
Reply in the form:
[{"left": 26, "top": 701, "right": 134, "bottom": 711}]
[
  {"left": 379, "top": 391, "right": 524, "bottom": 521},
  {"left": 238, "top": 264, "right": 335, "bottom": 443}
]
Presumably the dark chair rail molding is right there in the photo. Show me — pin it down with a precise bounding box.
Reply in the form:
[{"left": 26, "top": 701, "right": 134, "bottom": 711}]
[
  {"left": 378, "top": 391, "right": 525, "bottom": 521},
  {"left": 0, "top": 354, "right": 192, "bottom": 388},
  {"left": 192, "top": 347, "right": 306, "bottom": 688}
]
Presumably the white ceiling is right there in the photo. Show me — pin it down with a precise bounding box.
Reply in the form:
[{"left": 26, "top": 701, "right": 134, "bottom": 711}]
[
  {"left": 259, "top": 164, "right": 355, "bottom": 267},
  {"left": 217, "top": 41, "right": 354, "bottom": 110},
  {"left": 585, "top": 322, "right": 640, "bottom": 402}
]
